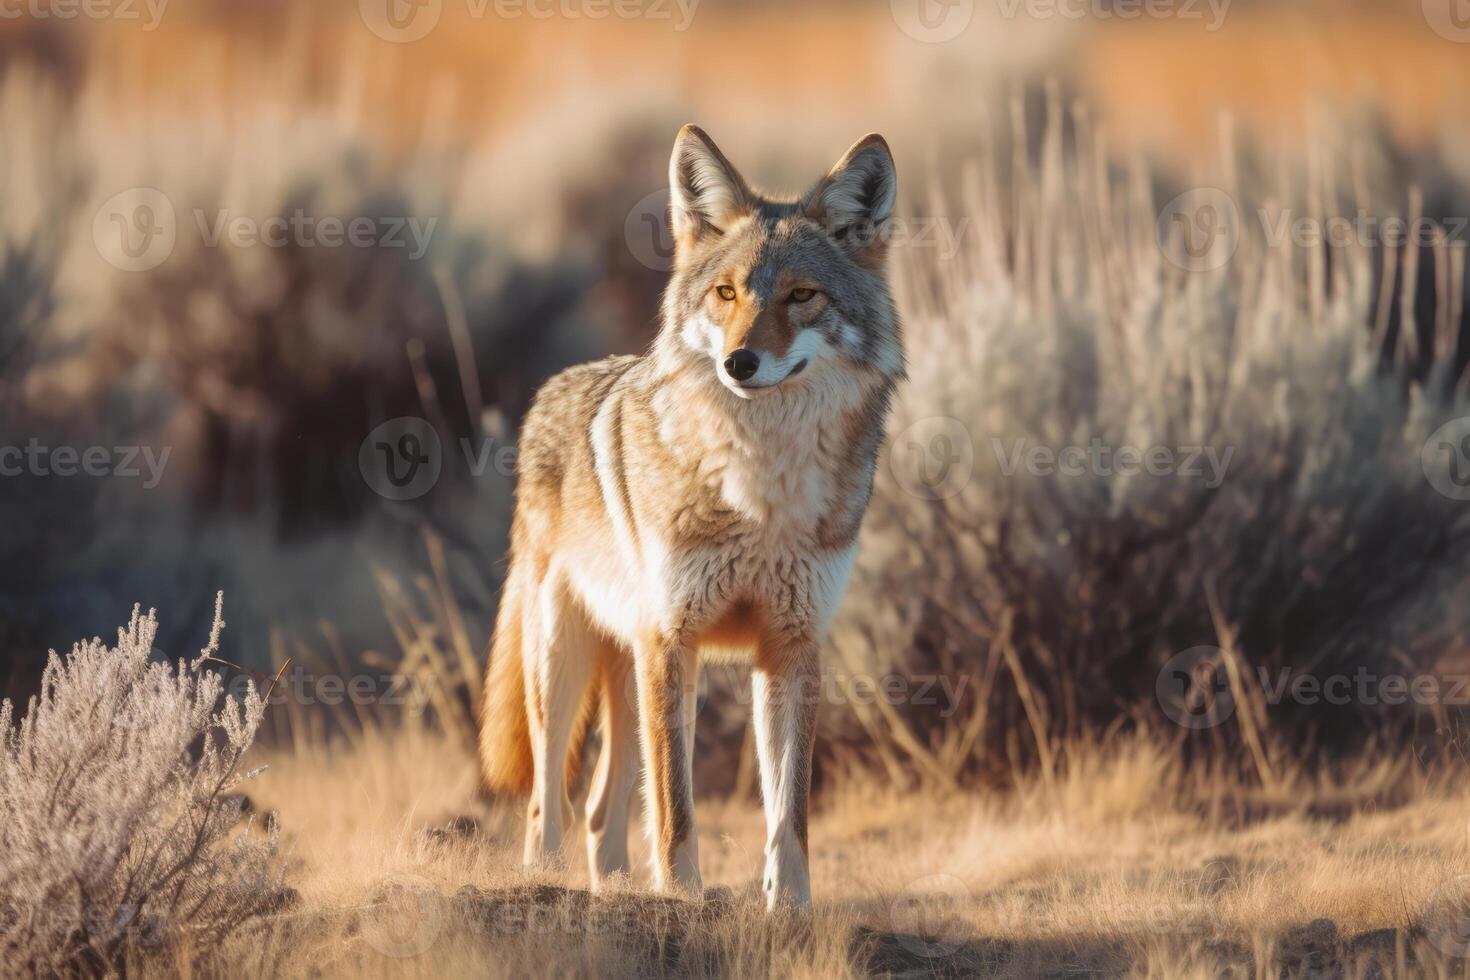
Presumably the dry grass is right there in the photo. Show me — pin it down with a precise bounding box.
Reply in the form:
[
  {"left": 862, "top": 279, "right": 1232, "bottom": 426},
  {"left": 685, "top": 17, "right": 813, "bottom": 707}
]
[{"left": 162, "top": 724, "right": 1469, "bottom": 979}]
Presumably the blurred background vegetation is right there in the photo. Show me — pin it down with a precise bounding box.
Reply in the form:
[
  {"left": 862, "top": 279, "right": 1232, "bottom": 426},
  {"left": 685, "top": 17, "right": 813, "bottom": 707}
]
[{"left": 3, "top": 0, "right": 1470, "bottom": 797}]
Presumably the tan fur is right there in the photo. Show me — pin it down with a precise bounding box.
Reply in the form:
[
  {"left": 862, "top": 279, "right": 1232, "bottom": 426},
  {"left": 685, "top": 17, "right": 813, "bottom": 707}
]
[
  {"left": 479, "top": 566, "right": 532, "bottom": 795},
  {"left": 479, "top": 561, "right": 598, "bottom": 800},
  {"left": 479, "top": 126, "right": 901, "bottom": 907}
]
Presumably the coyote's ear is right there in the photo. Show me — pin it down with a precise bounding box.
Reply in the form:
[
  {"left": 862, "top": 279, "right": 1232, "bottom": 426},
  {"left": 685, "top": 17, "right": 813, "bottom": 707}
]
[
  {"left": 805, "top": 134, "right": 897, "bottom": 268},
  {"left": 669, "top": 124, "right": 751, "bottom": 244}
]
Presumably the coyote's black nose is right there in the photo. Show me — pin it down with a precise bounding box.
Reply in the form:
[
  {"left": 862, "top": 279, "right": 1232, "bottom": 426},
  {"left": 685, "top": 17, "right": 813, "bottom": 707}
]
[{"left": 724, "top": 349, "right": 760, "bottom": 382}]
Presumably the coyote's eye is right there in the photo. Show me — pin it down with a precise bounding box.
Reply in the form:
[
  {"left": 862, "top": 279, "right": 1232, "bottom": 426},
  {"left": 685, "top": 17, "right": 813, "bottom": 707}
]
[
  {"left": 789, "top": 288, "right": 817, "bottom": 304},
  {"left": 715, "top": 285, "right": 737, "bottom": 301}
]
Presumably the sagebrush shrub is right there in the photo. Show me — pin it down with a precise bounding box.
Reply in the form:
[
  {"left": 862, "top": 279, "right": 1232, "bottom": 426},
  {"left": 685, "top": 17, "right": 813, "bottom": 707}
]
[
  {"left": 0, "top": 596, "right": 290, "bottom": 976},
  {"left": 829, "top": 117, "right": 1470, "bottom": 786}
]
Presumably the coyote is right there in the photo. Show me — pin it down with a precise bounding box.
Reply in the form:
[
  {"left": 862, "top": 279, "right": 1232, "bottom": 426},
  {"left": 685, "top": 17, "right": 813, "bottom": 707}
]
[{"left": 479, "top": 125, "right": 902, "bottom": 909}]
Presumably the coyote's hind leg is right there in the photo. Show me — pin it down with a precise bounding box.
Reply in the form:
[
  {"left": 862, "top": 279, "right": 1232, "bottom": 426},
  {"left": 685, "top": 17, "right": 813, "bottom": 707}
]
[{"left": 522, "top": 574, "right": 595, "bottom": 865}]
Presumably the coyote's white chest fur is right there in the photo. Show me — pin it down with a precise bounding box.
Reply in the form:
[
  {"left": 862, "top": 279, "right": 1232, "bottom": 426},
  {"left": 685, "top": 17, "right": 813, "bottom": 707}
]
[
  {"left": 638, "top": 367, "right": 870, "bottom": 652},
  {"left": 655, "top": 368, "right": 864, "bottom": 536},
  {"left": 568, "top": 364, "right": 867, "bottom": 655}
]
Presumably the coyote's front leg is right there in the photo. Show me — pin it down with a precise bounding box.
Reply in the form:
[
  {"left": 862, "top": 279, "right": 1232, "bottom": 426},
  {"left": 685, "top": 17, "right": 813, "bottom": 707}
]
[
  {"left": 634, "top": 632, "right": 702, "bottom": 895},
  {"left": 753, "top": 638, "right": 820, "bottom": 909}
]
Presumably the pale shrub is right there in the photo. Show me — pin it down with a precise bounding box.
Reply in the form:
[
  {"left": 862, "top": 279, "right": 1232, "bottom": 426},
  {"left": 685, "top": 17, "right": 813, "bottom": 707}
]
[
  {"left": 0, "top": 597, "right": 289, "bottom": 976},
  {"left": 831, "top": 113, "right": 1470, "bottom": 787}
]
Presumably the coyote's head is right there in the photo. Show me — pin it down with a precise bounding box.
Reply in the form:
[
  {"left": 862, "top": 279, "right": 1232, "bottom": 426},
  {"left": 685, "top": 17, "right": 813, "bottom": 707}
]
[{"left": 657, "top": 125, "right": 903, "bottom": 399}]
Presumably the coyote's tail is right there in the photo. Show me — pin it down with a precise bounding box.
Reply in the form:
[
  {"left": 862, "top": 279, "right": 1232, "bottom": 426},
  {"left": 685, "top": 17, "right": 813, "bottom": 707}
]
[
  {"left": 478, "top": 563, "right": 602, "bottom": 797},
  {"left": 480, "top": 566, "right": 533, "bottom": 795}
]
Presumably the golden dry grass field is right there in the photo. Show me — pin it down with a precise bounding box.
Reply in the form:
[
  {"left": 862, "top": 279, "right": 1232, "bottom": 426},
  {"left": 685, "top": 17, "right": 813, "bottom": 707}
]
[
  {"left": 5, "top": 3, "right": 1470, "bottom": 979},
  {"left": 204, "top": 725, "right": 1470, "bottom": 979}
]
